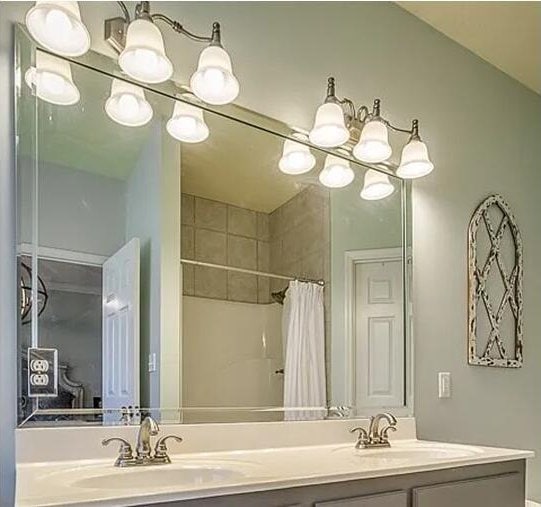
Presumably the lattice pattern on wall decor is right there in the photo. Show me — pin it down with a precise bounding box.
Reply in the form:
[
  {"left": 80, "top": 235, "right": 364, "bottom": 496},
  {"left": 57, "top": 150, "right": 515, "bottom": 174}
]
[{"left": 468, "top": 195, "right": 523, "bottom": 368}]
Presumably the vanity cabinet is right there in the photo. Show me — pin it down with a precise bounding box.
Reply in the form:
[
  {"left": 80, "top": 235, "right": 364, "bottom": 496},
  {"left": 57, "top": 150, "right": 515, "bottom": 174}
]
[{"left": 155, "top": 460, "right": 525, "bottom": 507}]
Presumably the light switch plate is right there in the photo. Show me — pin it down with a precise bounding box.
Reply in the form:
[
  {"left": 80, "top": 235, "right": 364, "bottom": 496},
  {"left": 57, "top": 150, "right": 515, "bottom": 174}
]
[
  {"left": 148, "top": 352, "right": 157, "bottom": 373},
  {"left": 438, "top": 372, "right": 451, "bottom": 398},
  {"left": 28, "top": 348, "right": 58, "bottom": 397}
]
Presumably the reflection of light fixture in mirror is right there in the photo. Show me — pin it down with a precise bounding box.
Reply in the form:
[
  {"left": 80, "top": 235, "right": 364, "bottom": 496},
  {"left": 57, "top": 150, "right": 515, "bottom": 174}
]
[
  {"left": 167, "top": 96, "right": 209, "bottom": 143},
  {"left": 24, "top": 52, "right": 80, "bottom": 105},
  {"left": 319, "top": 154, "right": 355, "bottom": 188},
  {"left": 396, "top": 121, "right": 434, "bottom": 178},
  {"left": 353, "top": 101, "right": 392, "bottom": 163},
  {"left": 105, "top": 79, "right": 153, "bottom": 127},
  {"left": 360, "top": 169, "right": 395, "bottom": 200},
  {"left": 279, "top": 137, "right": 316, "bottom": 175},
  {"left": 190, "top": 44, "right": 240, "bottom": 105},
  {"left": 119, "top": 17, "right": 173, "bottom": 84},
  {"left": 25, "top": 1, "right": 91, "bottom": 57},
  {"left": 20, "top": 261, "right": 49, "bottom": 325},
  {"left": 104, "top": 3, "right": 238, "bottom": 103}
]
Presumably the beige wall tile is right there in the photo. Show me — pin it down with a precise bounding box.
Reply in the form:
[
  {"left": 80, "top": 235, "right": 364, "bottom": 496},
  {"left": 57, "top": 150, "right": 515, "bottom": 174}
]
[
  {"left": 195, "top": 229, "right": 227, "bottom": 264},
  {"left": 227, "top": 272, "right": 258, "bottom": 303},
  {"left": 194, "top": 266, "right": 227, "bottom": 299},
  {"left": 181, "top": 193, "right": 194, "bottom": 225},
  {"left": 269, "top": 239, "right": 283, "bottom": 273},
  {"left": 181, "top": 225, "right": 195, "bottom": 260},
  {"left": 301, "top": 249, "right": 325, "bottom": 280},
  {"left": 269, "top": 208, "right": 281, "bottom": 240},
  {"left": 182, "top": 263, "right": 195, "bottom": 296},
  {"left": 228, "top": 205, "right": 257, "bottom": 238},
  {"left": 257, "top": 241, "right": 270, "bottom": 271},
  {"left": 195, "top": 197, "right": 227, "bottom": 232},
  {"left": 227, "top": 235, "right": 257, "bottom": 270},
  {"left": 257, "top": 276, "right": 271, "bottom": 304},
  {"left": 257, "top": 212, "right": 270, "bottom": 241}
]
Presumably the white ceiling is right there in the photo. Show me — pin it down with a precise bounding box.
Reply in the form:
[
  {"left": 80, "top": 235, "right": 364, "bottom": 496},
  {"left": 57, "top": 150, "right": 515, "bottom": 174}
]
[{"left": 397, "top": 1, "right": 541, "bottom": 94}]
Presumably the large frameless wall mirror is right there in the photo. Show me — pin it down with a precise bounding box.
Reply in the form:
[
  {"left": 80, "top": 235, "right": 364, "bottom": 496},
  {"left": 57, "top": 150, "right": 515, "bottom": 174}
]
[{"left": 15, "top": 26, "right": 412, "bottom": 426}]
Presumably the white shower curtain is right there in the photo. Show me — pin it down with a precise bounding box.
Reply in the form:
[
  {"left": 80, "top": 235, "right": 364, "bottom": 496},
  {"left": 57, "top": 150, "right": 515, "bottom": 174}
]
[{"left": 282, "top": 280, "right": 327, "bottom": 420}]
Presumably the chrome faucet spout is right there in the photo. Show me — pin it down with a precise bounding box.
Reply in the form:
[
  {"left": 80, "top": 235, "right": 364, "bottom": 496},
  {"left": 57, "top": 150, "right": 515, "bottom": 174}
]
[
  {"left": 136, "top": 415, "right": 160, "bottom": 461},
  {"left": 351, "top": 412, "right": 398, "bottom": 449}
]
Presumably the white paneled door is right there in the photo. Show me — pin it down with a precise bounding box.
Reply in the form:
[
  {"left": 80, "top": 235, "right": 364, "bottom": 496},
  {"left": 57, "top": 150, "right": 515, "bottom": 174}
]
[
  {"left": 102, "top": 238, "right": 140, "bottom": 415},
  {"left": 354, "top": 257, "right": 404, "bottom": 408}
]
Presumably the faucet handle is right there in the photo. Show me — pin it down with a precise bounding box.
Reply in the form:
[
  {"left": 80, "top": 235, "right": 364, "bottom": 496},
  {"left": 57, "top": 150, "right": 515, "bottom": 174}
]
[
  {"left": 350, "top": 426, "right": 369, "bottom": 449},
  {"left": 380, "top": 424, "right": 397, "bottom": 442},
  {"left": 153, "top": 435, "right": 183, "bottom": 464},
  {"left": 102, "top": 437, "right": 134, "bottom": 465}
]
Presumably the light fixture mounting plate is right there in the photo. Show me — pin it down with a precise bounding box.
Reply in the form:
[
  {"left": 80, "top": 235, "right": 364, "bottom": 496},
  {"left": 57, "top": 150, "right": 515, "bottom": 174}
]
[{"left": 105, "top": 17, "right": 127, "bottom": 54}]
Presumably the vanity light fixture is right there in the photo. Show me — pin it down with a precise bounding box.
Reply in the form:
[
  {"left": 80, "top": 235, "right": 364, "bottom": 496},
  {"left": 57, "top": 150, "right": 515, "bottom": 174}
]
[
  {"left": 360, "top": 169, "right": 395, "bottom": 200},
  {"left": 24, "top": 51, "right": 80, "bottom": 105},
  {"left": 309, "top": 78, "right": 350, "bottom": 148},
  {"left": 311, "top": 77, "right": 434, "bottom": 178},
  {"left": 319, "top": 153, "right": 355, "bottom": 188},
  {"left": 25, "top": 1, "right": 91, "bottom": 57},
  {"left": 278, "top": 136, "right": 316, "bottom": 175},
  {"left": 396, "top": 120, "right": 434, "bottom": 178},
  {"left": 166, "top": 95, "right": 209, "bottom": 143},
  {"left": 105, "top": 2, "right": 239, "bottom": 104},
  {"left": 105, "top": 79, "right": 153, "bottom": 127}
]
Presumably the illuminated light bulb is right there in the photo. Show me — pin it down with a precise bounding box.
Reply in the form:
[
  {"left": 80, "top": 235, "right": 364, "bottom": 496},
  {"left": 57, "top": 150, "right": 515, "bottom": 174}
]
[
  {"left": 319, "top": 154, "right": 355, "bottom": 188},
  {"left": 25, "top": 1, "right": 90, "bottom": 56},
  {"left": 309, "top": 102, "right": 350, "bottom": 148},
  {"left": 353, "top": 119, "right": 392, "bottom": 163},
  {"left": 105, "top": 79, "right": 153, "bottom": 127},
  {"left": 190, "top": 45, "right": 239, "bottom": 105},
  {"left": 360, "top": 169, "right": 395, "bottom": 200},
  {"left": 24, "top": 51, "right": 79, "bottom": 105},
  {"left": 166, "top": 99, "right": 209, "bottom": 143},
  {"left": 279, "top": 139, "right": 316, "bottom": 175},
  {"left": 396, "top": 139, "right": 434, "bottom": 179},
  {"left": 118, "top": 18, "right": 173, "bottom": 84}
]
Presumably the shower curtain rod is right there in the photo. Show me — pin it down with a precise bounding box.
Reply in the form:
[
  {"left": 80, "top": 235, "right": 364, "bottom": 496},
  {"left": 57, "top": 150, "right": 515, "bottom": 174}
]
[{"left": 180, "top": 259, "right": 325, "bottom": 286}]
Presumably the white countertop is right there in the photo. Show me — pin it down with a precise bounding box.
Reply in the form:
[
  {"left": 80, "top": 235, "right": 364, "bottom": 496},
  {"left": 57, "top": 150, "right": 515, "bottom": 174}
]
[{"left": 16, "top": 439, "right": 534, "bottom": 507}]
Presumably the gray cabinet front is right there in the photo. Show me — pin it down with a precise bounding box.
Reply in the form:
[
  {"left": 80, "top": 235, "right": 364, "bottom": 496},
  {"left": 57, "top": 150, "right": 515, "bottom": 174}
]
[
  {"left": 413, "top": 472, "right": 523, "bottom": 507},
  {"left": 315, "top": 490, "right": 407, "bottom": 507}
]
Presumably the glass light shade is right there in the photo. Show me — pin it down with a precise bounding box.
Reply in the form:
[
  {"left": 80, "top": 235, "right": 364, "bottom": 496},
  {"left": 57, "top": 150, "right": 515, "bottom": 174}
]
[
  {"left": 105, "top": 79, "right": 153, "bottom": 127},
  {"left": 24, "top": 52, "right": 79, "bottom": 105},
  {"left": 166, "top": 100, "right": 209, "bottom": 143},
  {"left": 190, "top": 46, "right": 240, "bottom": 105},
  {"left": 118, "top": 19, "right": 173, "bottom": 84},
  {"left": 278, "top": 139, "right": 316, "bottom": 175},
  {"left": 353, "top": 119, "right": 392, "bottom": 163},
  {"left": 25, "top": 1, "right": 90, "bottom": 56},
  {"left": 309, "top": 102, "right": 350, "bottom": 148},
  {"left": 318, "top": 154, "right": 355, "bottom": 188},
  {"left": 396, "top": 139, "right": 434, "bottom": 178},
  {"left": 360, "top": 169, "right": 395, "bottom": 200}
]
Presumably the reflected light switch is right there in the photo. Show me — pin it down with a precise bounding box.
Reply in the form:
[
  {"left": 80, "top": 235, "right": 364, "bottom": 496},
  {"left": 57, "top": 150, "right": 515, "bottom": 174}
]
[{"left": 148, "top": 352, "right": 157, "bottom": 373}]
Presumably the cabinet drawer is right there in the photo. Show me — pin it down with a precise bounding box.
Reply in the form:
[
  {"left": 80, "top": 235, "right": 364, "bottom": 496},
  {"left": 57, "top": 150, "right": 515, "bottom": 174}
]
[
  {"left": 315, "top": 490, "right": 407, "bottom": 507},
  {"left": 413, "top": 472, "right": 523, "bottom": 507}
]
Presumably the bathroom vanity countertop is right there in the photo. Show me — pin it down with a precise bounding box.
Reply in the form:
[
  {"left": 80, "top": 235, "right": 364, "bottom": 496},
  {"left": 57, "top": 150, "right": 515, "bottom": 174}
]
[{"left": 16, "top": 439, "right": 534, "bottom": 506}]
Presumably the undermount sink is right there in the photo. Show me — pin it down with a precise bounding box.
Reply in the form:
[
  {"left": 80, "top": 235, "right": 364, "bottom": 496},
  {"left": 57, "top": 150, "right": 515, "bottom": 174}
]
[
  {"left": 70, "top": 463, "right": 248, "bottom": 490},
  {"left": 334, "top": 442, "right": 483, "bottom": 462}
]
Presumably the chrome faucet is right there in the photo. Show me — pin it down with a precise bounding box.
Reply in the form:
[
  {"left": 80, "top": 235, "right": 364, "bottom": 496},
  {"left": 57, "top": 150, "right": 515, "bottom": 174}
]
[
  {"left": 136, "top": 415, "right": 160, "bottom": 463},
  {"left": 350, "top": 412, "right": 397, "bottom": 449},
  {"left": 102, "top": 415, "right": 183, "bottom": 467}
]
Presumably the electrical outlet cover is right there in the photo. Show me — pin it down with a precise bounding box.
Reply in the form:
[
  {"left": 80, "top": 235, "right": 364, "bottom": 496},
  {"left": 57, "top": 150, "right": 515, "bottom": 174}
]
[{"left": 28, "top": 348, "right": 58, "bottom": 397}]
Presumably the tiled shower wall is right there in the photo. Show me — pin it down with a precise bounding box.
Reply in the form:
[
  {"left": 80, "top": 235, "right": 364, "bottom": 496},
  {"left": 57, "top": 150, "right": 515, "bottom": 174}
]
[
  {"left": 181, "top": 193, "right": 271, "bottom": 304},
  {"left": 181, "top": 186, "right": 330, "bottom": 305},
  {"left": 269, "top": 185, "right": 331, "bottom": 294}
]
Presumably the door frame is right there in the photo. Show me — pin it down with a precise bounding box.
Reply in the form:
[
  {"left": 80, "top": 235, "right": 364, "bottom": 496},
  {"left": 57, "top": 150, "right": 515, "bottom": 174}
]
[{"left": 344, "top": 247, "right": 411, "bottom": 413}]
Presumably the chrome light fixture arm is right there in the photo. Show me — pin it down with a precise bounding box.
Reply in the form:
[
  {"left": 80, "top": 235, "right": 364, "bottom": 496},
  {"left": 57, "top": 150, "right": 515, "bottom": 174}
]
[
  {"left": 323, "top": 76, "right": 423, "bottom": 141},
  {"left": 107, "top": 1, "right": 223, "bottom": 54}
]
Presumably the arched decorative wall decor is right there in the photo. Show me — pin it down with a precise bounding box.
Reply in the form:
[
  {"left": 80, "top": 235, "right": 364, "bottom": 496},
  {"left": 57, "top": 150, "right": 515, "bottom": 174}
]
[{"left": 468, "top": 194, "right": 523, "bottom": 368}]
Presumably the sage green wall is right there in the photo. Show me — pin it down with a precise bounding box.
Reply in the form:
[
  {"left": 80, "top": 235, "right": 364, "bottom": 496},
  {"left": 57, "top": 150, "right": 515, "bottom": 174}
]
[{"left": 1, "top": 1, "right": 541, "bottom": 503}]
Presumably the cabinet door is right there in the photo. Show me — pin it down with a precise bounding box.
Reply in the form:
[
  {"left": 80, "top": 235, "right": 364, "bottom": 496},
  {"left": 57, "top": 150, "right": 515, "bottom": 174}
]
[
  {"left": 413, "top": 472, "right": 523, "bottom": 507},
  {"left": 315, "top": 490, "right": 407, "bottom": 507}
]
